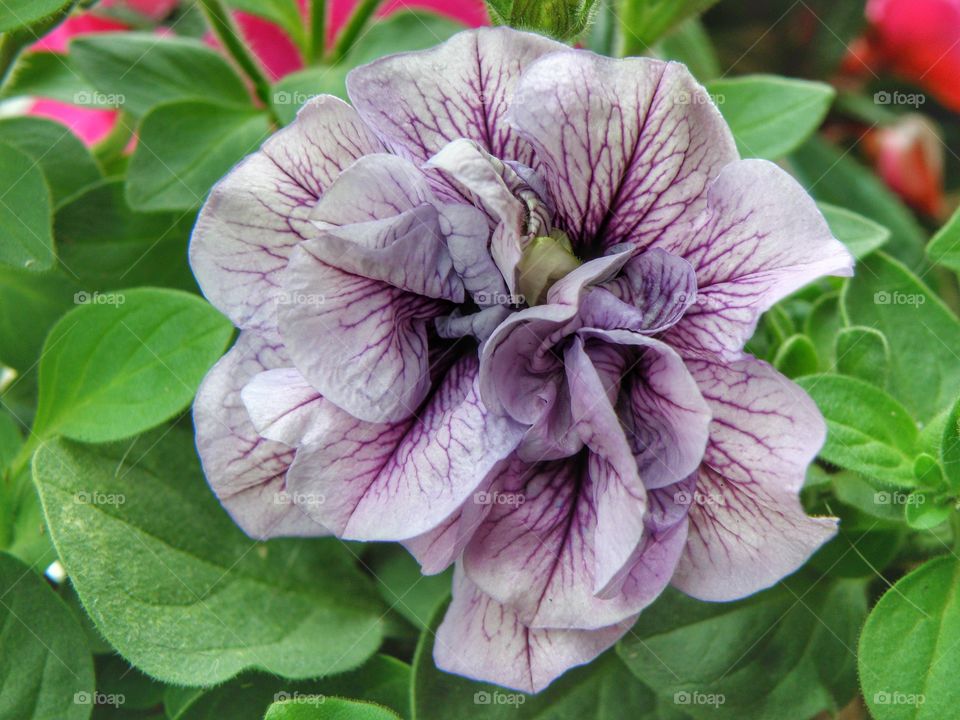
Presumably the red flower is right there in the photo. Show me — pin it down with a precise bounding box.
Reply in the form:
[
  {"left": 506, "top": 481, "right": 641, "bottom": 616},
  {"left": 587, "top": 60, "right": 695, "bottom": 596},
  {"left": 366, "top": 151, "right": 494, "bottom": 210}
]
[
  {"left": 865, "top": 0, "right": 960, "bottom": 111},
  {"left": 865, "top": 114, "right": 945, "bottom": 216}
]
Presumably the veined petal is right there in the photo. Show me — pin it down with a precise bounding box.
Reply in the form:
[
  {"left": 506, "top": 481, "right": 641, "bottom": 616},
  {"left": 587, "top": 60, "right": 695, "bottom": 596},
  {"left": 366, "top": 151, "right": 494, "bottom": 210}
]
[
  {"left": 309, "top": 153, "right": 433, "bottom": 226},
  {"left": 462, "top": 455, "right": 684, "bottom": 630},
  {"left": 190, "top": 96, "right": 383, "bottom": 332},
  {"left": 285, "top": 354, "right": 524, "bottom": 541},
  {"left": 347, "top": 28, "right": 566, "bottom": 166},
  {"left": 581, "top": 248, "right": 697, "bottom": 334},
  {"left": 278, "top": 208, "right": 459, "bottom": 423},
  {"left": 193, "top": 332, "right": 326, "bottom": 539},
  {"left": 662, "top": 159, "right": 855, "bottom": 360},
  {"left": 672, "top": 355, "right": 837, "bottom": 601},
  {"left": 509, "top": 53, "right": 738, "bottom": 252},
  {"left": 240, "top": 367, "right": 338, "bottom": 447},
  {"left": 434, "top": 566, "right": 632, "bottom": 693}
]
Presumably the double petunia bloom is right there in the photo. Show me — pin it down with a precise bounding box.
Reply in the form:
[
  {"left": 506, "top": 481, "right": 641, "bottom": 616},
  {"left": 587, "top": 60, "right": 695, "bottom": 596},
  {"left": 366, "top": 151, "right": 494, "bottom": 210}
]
[{"left": 191, "top": 28, "right": 853, "bottom": 692}]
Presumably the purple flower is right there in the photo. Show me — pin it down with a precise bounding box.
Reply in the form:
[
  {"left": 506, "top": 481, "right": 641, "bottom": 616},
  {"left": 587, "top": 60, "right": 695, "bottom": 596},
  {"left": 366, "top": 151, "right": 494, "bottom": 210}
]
[{"left": 190, "top": 28, "right": 854, "bottom": 693}]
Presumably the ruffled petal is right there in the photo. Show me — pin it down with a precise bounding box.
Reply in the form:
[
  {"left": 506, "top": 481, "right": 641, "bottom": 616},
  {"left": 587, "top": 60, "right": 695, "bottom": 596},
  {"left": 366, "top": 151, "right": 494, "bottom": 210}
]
[
  {"left": 190, "top": 96, "right": 383, "bottom": 332},
  {"left": 278, "top": 207, "right": 459, "bottom": 423},
  {"left": 193, "top": 332, "right": 326, "bottom": 539},
  {"left": 671, "top": 355, "right": 837, "bottom": 601},
  {"left": 434, "top": 566, "right": 632, "bottom": 693},
  {"left": 508, "top": 53, "right": 738, "bottom": 252},
  {"left": 661, "top": 159, "right": 855, "bottom": 360},
  {"left": 347, "top": 27, "right": 566, "bottom": 165},
  {"left": 285, "top": 354, "right": 524, "bottom": 541},
  {"left": 462, "top": 454, "right": 685, "bottom": 629}
]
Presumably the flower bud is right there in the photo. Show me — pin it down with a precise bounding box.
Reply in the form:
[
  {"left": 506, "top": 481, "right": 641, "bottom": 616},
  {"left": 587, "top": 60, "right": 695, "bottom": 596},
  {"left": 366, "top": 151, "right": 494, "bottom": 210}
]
[{"left": 485, "top": 0, "right": 600, "bottom": 40}]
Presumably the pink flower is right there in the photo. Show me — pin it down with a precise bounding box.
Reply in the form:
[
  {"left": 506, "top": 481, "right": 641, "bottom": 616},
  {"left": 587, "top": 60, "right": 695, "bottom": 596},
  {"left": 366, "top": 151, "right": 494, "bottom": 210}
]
[
  {"left": 866, "top": 114, "right": 945, "bottom": 216},
  {"left": 864, "top": 0, "right": 960, "bottom": 111}
]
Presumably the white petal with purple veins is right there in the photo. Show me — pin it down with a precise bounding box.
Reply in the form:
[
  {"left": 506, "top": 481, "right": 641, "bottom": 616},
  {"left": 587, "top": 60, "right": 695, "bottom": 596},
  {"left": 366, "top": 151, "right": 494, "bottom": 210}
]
[
  {"left": 240, "top": 367, "right": 340, "bottom": 447},
  {"left": 509, "top": 53, "right": 738, "bottom": 253},
  {"left": 662, "top": 159, "right": 854, "bottom": 360},
  {"left": 434, "top": 566, "right": 632, "bottom": 693},
  {"left": 278, "top": 210, "right": 458, "bottom": 423},
  {"left": 193, "top": 332, "right": 326, "bottom": 539},
  {"left": 347, "top": 28, "right": 566, "bottom": 165},
  {"left": 190, "top": 96, "right": 383, "bottom": 332},
  {"left": 671, "top": 355, "right": 837, "bottom": 601},
  {"left": 285, "top": 354, "right": 524, "bottom": 541}
]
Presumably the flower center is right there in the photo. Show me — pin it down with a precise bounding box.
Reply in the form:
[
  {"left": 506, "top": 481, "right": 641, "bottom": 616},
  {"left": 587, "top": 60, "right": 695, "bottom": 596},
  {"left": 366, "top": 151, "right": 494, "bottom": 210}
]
[{"left": 516, "top": 229, "right": 582, "bottom": 306}]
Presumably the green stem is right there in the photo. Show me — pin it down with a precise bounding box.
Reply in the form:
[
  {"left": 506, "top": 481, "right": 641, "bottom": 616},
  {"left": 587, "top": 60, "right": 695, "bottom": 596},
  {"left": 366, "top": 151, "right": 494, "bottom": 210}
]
[
  {"left": 0, "top": 32, "right": 26, "bottom": 91},
  {"left": 199, "top": 0, "right": 274, "bottom": 109},
  {"left": 6, "top": 435, "right": 39, "bottom": 484},
  {"left": 308, "top": 0, "right": 326, "bottom": 64},
  {"left": 329, "top": 0, "right": 381, "bottom": 64},
  {"left": 93, "top": 110, "right": 134, "bottom": 165},
  {"left": 951, "top": 512, "right": 960, "bottom": 553}
]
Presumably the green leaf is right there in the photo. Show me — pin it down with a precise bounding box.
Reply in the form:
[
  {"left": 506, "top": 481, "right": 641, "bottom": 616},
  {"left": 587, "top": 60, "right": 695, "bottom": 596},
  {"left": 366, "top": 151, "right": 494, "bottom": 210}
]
[
  {"left": 33, "top": 430, "right": 386, "bottom": 686},
  {"left": 804, "top": 292, "right": 842, "bottom": 371},
  {"left": 655, "top": 17, "right": 720, "bottom": 80},
  {"left": 942, "top": 395, "right": 960, "bottom": 493},
  {"left": 0, "top": 143, "right": 54, "bottom": 272},
  {"left": 831, "top": 472, "right": 909, "bottom": 523},
  {"left": 70, "top": 33, "right": 252, "bottom": 116},
  {"left": 226, "top": 0, "right": 305, "bottom": 48},
  {"left": 0, "top": 51, "right": 96, "bottom": 105},
  {"left": 0, "top": 117, "right": 101, "bottom": 204},
  {"left": 0, "top": 552, "right": 95, "bottom": 720},
  {"left": 842, "top": 252, "right": 960, "bottom": 420},
  {"left": 166, "top": 656, "right": 410, "bottom": 720},
  {"left": 809, "top": 507, "right": 902, "bottom": 578},
  {"left": 271, "top": 12, "right": 466, "bottom": 125},
  {"left": 54, "top": 179, "right": 197, "bottom": 291},
  {"left": 903, "top": 490, "right": 953, "bottom": 530},
  {"left": 32, "top": 288, "right": 233, "bottom": 443},
  {"left": 413, "top": 601, "right": 668, "bottom": 719},
  {"left": 94, "top": 655, "right": 165, "bottom": 711},
  {"left": 818, "top": 202, "right": 890, "bottom": 260},
  {"left": 0, "top": 266, "right": 76, "bottom": 372},
  {"left": 617, "top": 577, "right": 866, "bottom": 719},
  {"left": 798, "top": 374, "right": 919, "bottom": 485},
  {"left": 126, "top": 101, "right": 270, "bottom": 211},
  {"left": 835, "top": 326, "right": 890, "bottom": 388},
  {"left": 771, "top": 334, "right": 819, "bottom": 378},
  {"left": 927, "top": 199, "right": 960, "bottom": 272},
  {"left": 860, "top": 556, "right": 960, "bottom": 719},
  {"left": 265, "top": 699, "right": 401, "bottom": 720},
  {"left": 705, "top": 75, "right": 834, "bottom": 160},
  {"left": 365, "top": 545, "right": 452, "bottom": 632},
  {"left": 620, "top": 0, "right": 719, "bottom": 48},
  {"left": 789, "top": 136, "right": 926, "bottom": 269},
  {"left": 0, "top": 0, "right": 71, "bottom": 32}
]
